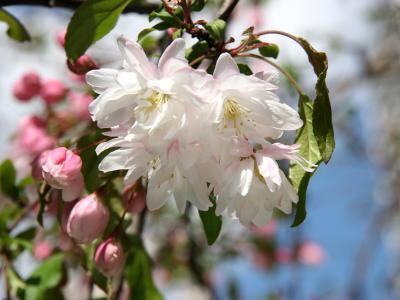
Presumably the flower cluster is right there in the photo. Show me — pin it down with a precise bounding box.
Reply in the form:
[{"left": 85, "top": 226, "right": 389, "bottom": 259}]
[{"left": 88, "top": 37, "right": 314, "bottom": 227}]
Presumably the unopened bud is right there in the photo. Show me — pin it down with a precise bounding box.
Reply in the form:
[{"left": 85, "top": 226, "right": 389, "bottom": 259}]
[
  {"left": 13, "top": 72, "right": 42, "bottom": 102},
  {"left": 67, "top": 194, "right": 109, "bottom": 244},
  {"left": 67, "top": 55, "right": 98, "bottom": 75},
  {"left": 94, "top": 238, "right": 125, "bottom": 276},
  {"left": 40, "top": 79, "right": 68, "bottom": 104}
]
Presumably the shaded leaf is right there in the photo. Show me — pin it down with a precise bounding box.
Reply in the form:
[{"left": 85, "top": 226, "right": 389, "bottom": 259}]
[
  {"left": 125, "top": 239, "right": 163, "bottom": 300},
  {"left": 298, "top": 38, "right": 335, "bottom": 162},
  {"left": 289, "top": 94, "right": 322, "bottom": 227},
  {"left": 65, "top": 0, "right": 132, "bottom": 60},
  {"left": 204, "top": 19, "right": 226, "bottom": 41},
  {"left": 185, "top": 40, "right": 209, "bottom": 63},
  {"left": 0, "top": 159, "right": 19, "bottom": 200},
  {"left": 0, "top": 8, "right": 30, "bottom": 42},
  {"left": 198, "top": 194, "right": 222, "bottom": 245}
]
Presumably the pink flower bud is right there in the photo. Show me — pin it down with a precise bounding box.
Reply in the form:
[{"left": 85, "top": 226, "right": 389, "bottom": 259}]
[
  {"left": 94, "top": 238, "right": 125, "bottom": 276},
  {"left": 68, "top": 92, "right": 93, "bottom": 120},
  {"left": 297, "top": 241, "right": 325, "bottom": 266},
  {"left": 122, "top": 185, "right": 146, "bottom": 214},
  {"left": 67, "top": 55, "right": 98, "bottom": 75},
  {"left": 56, "top": 29, "right": 66, "bottom": 48},
  {"left": 40, "top": 79, "right": 68, "bottom": 104},
  {"left": 13, "top": 72, "right": 42, "bottom": 102},
  {"left": 17, "top": 117, "right": 56, "bottom": 156},
  {"left": 41, "top": 147, "right": 84, "bottom": 201},
  {"left": 275, "top": 247, "right": 292, "bottom": 264},
  {"left": 33, "top": 240, "right": 53, "bottom": 260},
  {"left": 67, "top": 194, "right": 109, "bottom": 244}
]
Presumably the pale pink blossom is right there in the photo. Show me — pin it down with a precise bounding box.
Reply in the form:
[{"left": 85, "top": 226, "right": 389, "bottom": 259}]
[
  {"left": 16, "top": 116, "right": 56, "bottom": 157},
  {"left": 67, "top": 194, "right": 109, "bottom": 244},
  {"left": 33, "top": 240, "right": 53, "bottom": 260},
  {"left": 41, "top": 147, "right": 84, "bottom": 202},
  {"left": 68, "top": 91, "right": 93, "bottom": 120},
  {"left": 298, "top": 241, "right": 325, "bottom": 266},
  {"left": 122, "top": 185, "right": 146, "bottom": 214},
  {"left": 275, "top": 247, "right": 292, "bottom": 264},
  {"left": 13, "top": 72, "right": 42, "bottom": 102},
  {"left": 94, "top": 238, "right": 125, "bottom": 276},
  {"left": 40, "top": 79, "right": 68, "bottom": 104}
]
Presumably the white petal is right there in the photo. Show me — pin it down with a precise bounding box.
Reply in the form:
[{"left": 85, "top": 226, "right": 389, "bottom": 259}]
[
  {"left": 98, "top": 149, "right": 134, "bottom": 172},
  {"left": 255, "top": 154, "right": 282, "bottom": 192},
  {"left": 266, "top": 101, "right": 303, "bottom": 130},
  {"left": 239, "top": 159, "right": 254, "bottom": 196},
  {"left": 213, "top": 53, "right": 239, "bottom": 80},
  {"left": 117, "top": 35, "right": 157, "bottom": 79},
  {"left": 86, "top": 69, "right": 119, "bottom": 93},
  {"left": 147, "top": 182, "right": 173, "bottom": 210},
  {"left": 158, "top": 38, "right": 186, "bottom": 75}
]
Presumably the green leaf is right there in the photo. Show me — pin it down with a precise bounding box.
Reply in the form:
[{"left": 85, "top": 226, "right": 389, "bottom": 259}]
[
  {"left": 65, "top": 0, "right": 132, "bottom": 60},
  {"left": 0, "top": 8, "right": 30, "bottom": 42},
  {"left": 0, "top": 159, "right": 19, "bottom": 200},
  {"left": 258, "top": 43, "right": 279, "bottom": 59},
  {"left": 191, "top": 0, "right": 207, "bottom": 11},
  {"left": 6, "top": 267, "right": 26, "bottom": 297},
  {"left": 238, "top": 63, "right": 253, "bottom": 75},
  {"left": 289, "top": 94, "right": 322, "bottom": 227},
  {"left": 198, "top": 194, "right": 222, "bottom": 245},
  {"left": 137, "top": 27, "right": 156, "bottom": 42},
  {"left": 185, "top": 40, "right": 209, "bottom": 63},
  {"left": 125, "top": 240, "right": 163, "bottom": 300},
  {"left": 298, "top": 38, "right": 335, "bottom": 163},
  {"left": 149, "top": 7, "right": 183, "bottom": 27},
  {"left": 27, "top": 253, "right": 65, "bottom": 288},
  {"left": 204, "top": 19, "right": 226, "bottom": 41}
]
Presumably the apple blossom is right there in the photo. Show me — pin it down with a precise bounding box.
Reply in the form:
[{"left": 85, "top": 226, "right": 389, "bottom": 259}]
[
  {"left": 67, "top": 193, "right": 109, "bottom": 244},
  {"left": 13, "top": 71, "right": 42, "bottom": 102},
  {"left": 40, "top": 79, "right": 68, "bottom": 104},
  {"left": 94, "top": 238, "right": 125, "bottom": 276},
  {"left": 67, "top": 54, "right": 98, "bottom": 75},
  {"left": 41, "top": 147, "right": 84, "bottom": 202},
  {"left": 68, "top": 91, "right": 93, "bottom": 120}
]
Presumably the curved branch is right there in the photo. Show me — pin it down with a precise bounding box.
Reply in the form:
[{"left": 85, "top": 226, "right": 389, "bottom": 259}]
[{"left": 0, "top": 0, "right": 159, "bottom": 14}]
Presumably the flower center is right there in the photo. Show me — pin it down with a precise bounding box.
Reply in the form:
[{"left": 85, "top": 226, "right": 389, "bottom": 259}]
[
  {"left": 221, "top": 97, "right": 251, "bottom": 132},
  {"left": 136, "top": 90, "right": 170, "bottom": 120}
]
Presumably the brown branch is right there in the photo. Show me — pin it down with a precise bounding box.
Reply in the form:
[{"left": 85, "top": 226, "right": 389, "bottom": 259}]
[
  {"left": 218, "top": 0, "right": 240, "bottom": 21},
  {"left": 0, "top": 0, "right": 159, "bottom": 14}
]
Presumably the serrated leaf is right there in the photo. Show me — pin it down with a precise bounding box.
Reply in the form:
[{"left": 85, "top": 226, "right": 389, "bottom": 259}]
[
  {"left": 0, "top": 159, "right": 19, "bottom": 200},
  {"left": 204, "top": 19, "right": 226, "bottom": 41},
  {"left": 191, "top": 0, "right": 207, "bottom": 11},
  {"left": 258, "top": 43, "right": 279, "bottom": 59},
  {"left": 290, "top": 94, "right": 322, "bottom": 227},
  {"left": 149, "top": 7, "right": 183, "bottom": 27},
  {"left": 65, "top": 0, "right": 132, "bottom": 60},
  {"left": 0, "top": 8, "right": 30, "bottom": 42},
  {"left": 298, "top": 38, "right": 335, "bottom": 163},
  {"left": 199, "top": 194, "right": 222, "bottom": 245},
  {"left": 125, "top": 240, "right": 163, "bottom": 300}
]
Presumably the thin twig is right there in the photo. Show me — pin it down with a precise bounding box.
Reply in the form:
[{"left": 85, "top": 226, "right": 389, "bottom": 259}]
[{"left": 237, "top": 53, "right": 305, "bottom": 95}]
